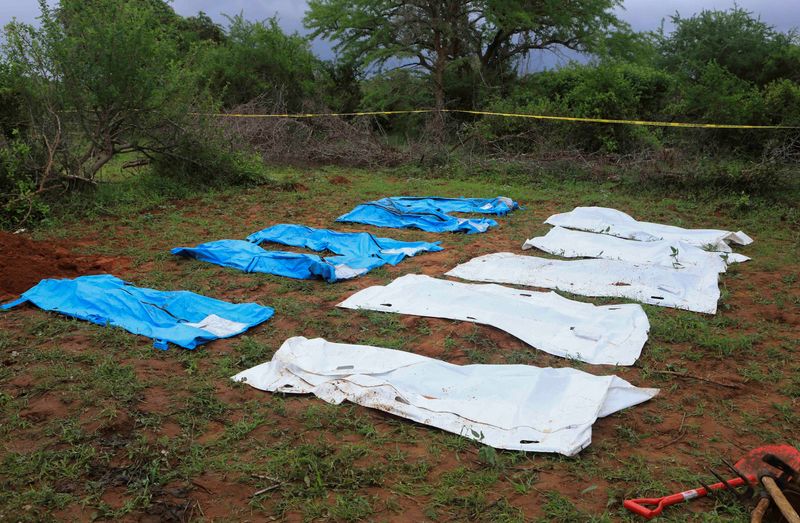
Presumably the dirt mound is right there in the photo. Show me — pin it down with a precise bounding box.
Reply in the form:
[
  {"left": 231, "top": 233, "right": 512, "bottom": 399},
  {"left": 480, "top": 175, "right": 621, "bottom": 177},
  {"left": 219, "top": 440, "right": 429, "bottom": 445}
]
[
  {"left": 0, "top": 231, "right": 123, "bottom": 300},
  {"left": 329, "top": 175, "right": 351, "bottom": 185}
]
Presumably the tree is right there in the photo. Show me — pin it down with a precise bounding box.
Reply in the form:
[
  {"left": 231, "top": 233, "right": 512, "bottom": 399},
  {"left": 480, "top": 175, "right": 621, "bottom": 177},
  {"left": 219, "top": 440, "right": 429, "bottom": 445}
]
[
  {"left": 179, "top": 12, "right": 226, "bottom": 46},
  {"left": 0, "top": 61, "right": 26, "bottom": 139},
  {"left": 2, "top": 0, "right": 211, "bottom": 185},
  {"left": 201, "top": 15, "right": 321, "bottom": 108},
  {"left": 304, "top": 0, "right": 623, "bottom": 112},
  {"left": 657, "top": 7, "right": 800, "bottom": 86}
]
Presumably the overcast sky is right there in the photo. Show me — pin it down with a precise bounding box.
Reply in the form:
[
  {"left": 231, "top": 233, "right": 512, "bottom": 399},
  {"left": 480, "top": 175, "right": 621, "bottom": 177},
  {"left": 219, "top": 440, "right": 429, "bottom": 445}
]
[{"left": 1, "top": 0, "right": 798, "bottom": 66}]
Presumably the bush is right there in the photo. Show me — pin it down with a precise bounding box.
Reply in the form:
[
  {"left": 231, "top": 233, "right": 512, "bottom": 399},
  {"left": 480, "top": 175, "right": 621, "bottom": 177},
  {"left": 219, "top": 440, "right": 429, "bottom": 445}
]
[
  {"left": 0, "top": 133, "right": 49, "bottom": 228},
  {"left": 472, "top": 62, "right": 673, "bottom": 153},
  {"left": 2, "top": 0, "right": 214, "bottom": 184},
  {"left": 150, "top": 123, "right": 269, "bottom": 187},
  {"left": 468, "top": 7, "right": 800, "bottom": 158},
  {"left": 657, "top": 7, "right": 800, "bottom": 87},
  {"left": 764, "top": 79, "right": 800, "bottom": 126},
  {"left": 0, "top": 62, "right": 25, "bottom": 139},
  {"left": 667, "top": 62, "right": 767, "bottom": 152},
  {"left": 0, "top": 0, "right": 280, "bottom": 228},
  {"left": 200, "top": 15, "right": 321, "bottom": 109},
  {"left": 652, "top": 7, "right": 800, "bottom": 154}
]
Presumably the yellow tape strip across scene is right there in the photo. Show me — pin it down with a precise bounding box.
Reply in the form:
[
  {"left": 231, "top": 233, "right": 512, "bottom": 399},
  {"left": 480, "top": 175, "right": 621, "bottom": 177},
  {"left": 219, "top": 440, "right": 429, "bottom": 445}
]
[{"left": 205, "top": 108, "right": 799, "bottom": 130}]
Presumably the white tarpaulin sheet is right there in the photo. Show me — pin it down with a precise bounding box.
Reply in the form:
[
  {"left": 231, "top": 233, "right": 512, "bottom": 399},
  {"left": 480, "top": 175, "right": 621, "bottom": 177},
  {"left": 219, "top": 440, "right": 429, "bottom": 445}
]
[
  {"left": 523, "top": 226, "right": 749, "bottom": 272},
  {"left": 232, "top": 337, "right": 659, "bottom": 456},
  {"left": 337, "top": 274, "right": 649, "bottom": 365},
  {"left": 545, "top": 207, "right": 753, "bottom": 252},
  {"left": 446, "top": 253, "right": 721, "bottom": 314}
]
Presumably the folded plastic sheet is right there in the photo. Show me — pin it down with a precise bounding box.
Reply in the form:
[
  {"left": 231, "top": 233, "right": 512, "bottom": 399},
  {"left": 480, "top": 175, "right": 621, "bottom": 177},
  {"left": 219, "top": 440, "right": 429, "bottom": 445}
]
[
  {"left": 523, "top": 226, "right": 749, "bottom": 272},
  {"left": 337, "top": 274, "right": 649, "bottom": 365},
  {"left": 376, "top": 196, "right": 520, "bottom": 215},
  {"left": 246, "top": 224, "right": 442, "bottom": 264},
  {"left": 336, "top": 196, "right": 519, "bottom": 234},
  {"left": 232, "top": 337, "right": 659, "bottom": 456},
  {"left": 172, "top": 226, "right": 441, "bottom": 282},
  {"left": 546, "top": 206, "right": 753, "bottom": 252},
  {"left": 446, "top": 252, "right": 721, "bottom": 314},
  {"left": 0, "top": 274, "right": 273, "bottom": 349}
]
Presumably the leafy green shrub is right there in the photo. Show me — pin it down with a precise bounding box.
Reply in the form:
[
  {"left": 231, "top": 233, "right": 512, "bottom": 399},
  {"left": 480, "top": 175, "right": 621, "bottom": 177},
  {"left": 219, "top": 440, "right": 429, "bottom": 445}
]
[
  {"left": 667, "top": 62, "right": 767, "bottom": 152},
  {"left": 0, "top": 133, "right": 49, "bottom": 228},
  {"left": 0, "top": 0, "right": 280, "bottom": 228},
  {"left": 2, "top": 0, "right": 215, "bottom": 184},
  {"left": 200, "top": 15, "right": 321, "bottom": 109},
  {"left": 654, "top": 7, "right": 800, "bottom": 154},
  {"left": 149, "top": 123, "right": 269, "bottom": 187},
  {"left": 470, "top": 7, "right": 800, "bottom": 158},
  {"left": 657, "top": 7, "right": 800, "bottom": 87},
  {"left": 0, "top": 62, "right": 25, "bottom": 140},
  {"left": 473, "top": 62, "right": 673, "bottom": 153},
  {"left": 764, "top": 79, "right": 800, "bottom": 126}
]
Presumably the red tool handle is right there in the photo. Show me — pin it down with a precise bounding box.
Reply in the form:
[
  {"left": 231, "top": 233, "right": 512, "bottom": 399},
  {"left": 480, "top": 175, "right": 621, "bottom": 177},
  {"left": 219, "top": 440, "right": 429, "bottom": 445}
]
[{"left": 623, "top": 475, "right": 753, "bottom": 519}]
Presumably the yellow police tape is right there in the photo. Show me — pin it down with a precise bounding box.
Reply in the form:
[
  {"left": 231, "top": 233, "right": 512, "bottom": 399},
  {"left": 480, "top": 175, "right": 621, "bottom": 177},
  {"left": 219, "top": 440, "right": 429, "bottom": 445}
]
[{"left": 203, "top": 108, "right": 799, "bottom": 130}]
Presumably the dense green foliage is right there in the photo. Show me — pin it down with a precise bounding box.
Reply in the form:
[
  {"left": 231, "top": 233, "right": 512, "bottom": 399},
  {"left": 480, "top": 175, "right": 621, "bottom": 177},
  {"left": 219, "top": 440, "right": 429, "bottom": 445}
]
[
  {"left": 474, "top": 7, "right": 800, "bottom": 154},
  {"left": 0, "top": 133, "right": 48, "bottom": 226},
  {"left": 0, "top": 1, "right": 798, "bottom": 228},
  {"left": 0, "top": 0, "right": 273, "bottom": 227},
  {"left": 657, "top": 8, "right": 800, "bottom": 86},
  {"left": 476, "top": 62, "right": 673, "bottom": 152},
  {"left": 0, "top": 62, "right": 24, "bottom": 139},
  {"left": 200, "top": 15, "right": 321, "bottom": 109}
]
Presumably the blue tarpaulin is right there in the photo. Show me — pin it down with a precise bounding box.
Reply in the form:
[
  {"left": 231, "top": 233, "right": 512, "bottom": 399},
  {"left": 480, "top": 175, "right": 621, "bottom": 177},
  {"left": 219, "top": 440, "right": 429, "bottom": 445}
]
[
  {"left": 172, "top": 225, "right": 442, "bottom": 282},
  {"left": 0, "top": 275, "right": 274, "bottom": 350},
  {"left": 336, "top": 196, "right": 520, "bottom": 234}
]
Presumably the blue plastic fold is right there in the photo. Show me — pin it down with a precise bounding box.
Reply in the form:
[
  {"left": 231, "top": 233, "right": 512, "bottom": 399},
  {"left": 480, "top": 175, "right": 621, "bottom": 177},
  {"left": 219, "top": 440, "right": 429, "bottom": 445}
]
[
  {"left": 0, "top": 274, "right": 274, "bottom": 350},
  {"left": 172, "top": 225, "right": 442, "bottom": 282},
  {"left": 336, "top": 196, "right": 519, "bottom": 233}
]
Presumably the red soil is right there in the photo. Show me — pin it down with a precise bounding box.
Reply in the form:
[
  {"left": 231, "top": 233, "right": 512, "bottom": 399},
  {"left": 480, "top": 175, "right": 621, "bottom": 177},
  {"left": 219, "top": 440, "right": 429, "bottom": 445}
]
[{"left": 0, "top": 231, "right": 124, "bottom": 300}]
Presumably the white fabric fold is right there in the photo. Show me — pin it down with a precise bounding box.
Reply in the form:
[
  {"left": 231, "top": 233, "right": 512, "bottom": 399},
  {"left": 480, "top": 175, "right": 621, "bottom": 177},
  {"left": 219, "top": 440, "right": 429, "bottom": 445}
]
[
  {"left": 183, "top": 314, "right": 250, "bottom": 337},
  {"left": 523, "top": 226, "right": 748, "bottom": 272},
  {"left": 545, "top": 206, "right": 753, "bottom": 252},
  {"left": 232, "top": 337, "right": 659, "bottom": 456},
  {"left": 446, "top": 252, "right": 721, "bottom": 314},
  {"left": 337, "top": 274, "right": 649, "bottom": 365}
]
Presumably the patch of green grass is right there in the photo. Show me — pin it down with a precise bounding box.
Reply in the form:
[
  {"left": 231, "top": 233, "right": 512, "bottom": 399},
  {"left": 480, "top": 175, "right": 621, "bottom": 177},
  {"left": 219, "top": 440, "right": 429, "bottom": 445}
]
[
  {"left": 255, "top": 438, "right": 387, "bottom": 518},
  {"left": 301, "top": 404, "right": 380, "bottom": 439},
  {"left": 648, "top": 308, "right": 762, "bottom": 359},
  {"left": 424, "top": 464, "right": 511, "bottom": 520},
  {"left": 178, "top": 385, "right": 228, "bottom": 427},
  {"left": 539, "top": 492, "right": 611, "bottom": 522},
  {"left": 0, "top": 444, "right": 101, "bottom": 517},
  {"left": 780, "top": 370, "right": 800, "bottom": 398},
  {"left": 92, "top": 358, "right": 143, "bottom": 403},
  {"left": 220, "top": 410, "right": 269, "bottom": 443},
  {"left": 328, "top": 493, "right": 375, "bottom": 521},
  {"left": 0, "top": 331, "right": 13, "bottom": 351},
  {"left": 215, "top": 336, "right": 276, "bottom": 378},
  {"left": 23, "top": 315, "right": 81, "bottom": 340}
]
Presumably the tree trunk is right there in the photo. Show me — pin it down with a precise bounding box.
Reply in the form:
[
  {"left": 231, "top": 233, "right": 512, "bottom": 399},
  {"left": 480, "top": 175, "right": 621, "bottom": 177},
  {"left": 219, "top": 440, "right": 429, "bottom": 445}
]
[
  {"left": 431, "top": 50, "right": 447, "bottom": 143},
  {"left": 432, "top": 59, "right": 446, "bottom": 112}
]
